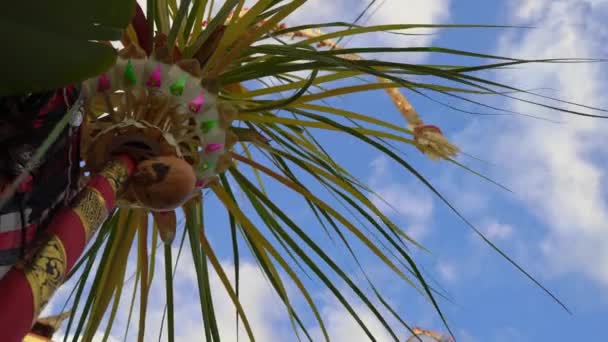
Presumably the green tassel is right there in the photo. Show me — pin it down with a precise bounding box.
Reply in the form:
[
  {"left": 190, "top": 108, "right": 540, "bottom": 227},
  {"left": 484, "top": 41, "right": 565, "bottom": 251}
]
[
  {"left": 124, "top": 60, "right": 137, "bottom": 86},
  {"left": 170, "top": 75, "right": 187, "bottom": 96},
  {"left": 200, "top": 120, "right": 218, "bottom": 133},
  {"left": 198, "top": 162, "right": 212, "bottom": 173}
]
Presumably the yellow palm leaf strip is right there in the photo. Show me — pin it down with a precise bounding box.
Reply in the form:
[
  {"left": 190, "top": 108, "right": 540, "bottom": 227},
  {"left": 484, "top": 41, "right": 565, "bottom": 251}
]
[
  {"left": 290, "top": 82, "right": 403, "bottom": 105},
  {"left": 85, "top": 210, "right": 130, "bottom": 313},
  {"left": 294, "top": 103, "right": 413, "bottom": 136},
  {"left": 253, "top": 124, "right": 348, "bottom": 181},
  {"left": 168, "top": 0, "right": 178, "bottom": 17},
  {"left": 203, "top": 0, "right": 276, "bottom": 76},
  {"left": 278, "top": 128, "right": 353, "bottom": 178},
  {"left": 273, "top": 125, "right": 319, "bottom": 151},
  {"left": 197, "top": 232, "right": 257, "bottom": 341},
  {"left": 270, "top": 20, "right": 459, "bottom": 160},
  {"left": 234, "top": 126, "right": 270, "bottom": 146},
  {"left": 137, "top": 210, "right": 150, "bottom": 342},
  {"left": 241, "top": 113, "right": 330, "bottom": 128},
  {"left": 239, "top": 114, "right": 416, "bottom": 145},
  {"left": 260, "top": 146, "right": 425, "bottom": 250},
  {"left": 238, "top": 147, "right": 428, "bottom": 296},
  {"left": 148, "top": 221, "right": 159, "bottom": 288},
  {"left": 124, "top": 242, "right": 142, "bottom": 339},
  {"left": 260, "top": 126, "right": 417, "bottom": 247},
  {"left": 284, "top": 28, "right": 360, "bottom": 60},
  {"left": 233, "top": 71, "right": 363, "bottom": 98},
  {"left": 233, "top": 143, "right": 284, "bottom": 248},
  {"left": 211, "top": 184, "right": 330, "bottom": 341},
  {"left": 101, "top": 247, "right": 130, "bottom": 342},
  {"left": 230, "top": 0, "right": 248, "bottom": 25},
  {"left": 221, "top": 1, "right": 275, "bottom": 45},
  {"left": 223, "top": 5, "right": 291, "bottom": 38},
  {"left": 230, "top": 154, "right": 419, "bottom": 289},
  {"left": 241, "top": 143, "right": 268, "bottom": 196},
  {"left": 234, "top": 0, "right": 304, "bottom": 46},
  {"left": 224, "top": 81, "right": 248, "bottom": 94},
  {"left": 262, "top": 147, "right": 427, "bottom": 271},
  {"left": 121, "top": 24, "right": 141, "bottom": 50},
  {"left": 204, "top": 184, "right": 285, "bottom": 342},
  {"left": 155, "top": 0, "right": 171, "bottom": 34},
  {"left": 82, "top": 209, "right": 139, "bottom": 341},
  {"left": 186, "top": 0, "right": 209, "bottom": 44},
  {"left": 206, "top": 0, "right": 305, "bottom": 79}
]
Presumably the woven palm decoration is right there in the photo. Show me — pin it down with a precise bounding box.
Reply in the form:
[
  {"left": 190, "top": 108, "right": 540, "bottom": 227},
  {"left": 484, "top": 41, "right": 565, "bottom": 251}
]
[{"left": 81, "top": 48, "right": 235, "bottom": 212}]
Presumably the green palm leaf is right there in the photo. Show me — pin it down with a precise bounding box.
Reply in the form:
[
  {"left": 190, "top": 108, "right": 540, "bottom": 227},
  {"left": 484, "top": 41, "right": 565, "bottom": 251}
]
[
  {"left": 0, "top": 1, "right": 134, "bottom": 95},
  {"left": 31, "top": 1, "right": 606, "bottom": 341}
]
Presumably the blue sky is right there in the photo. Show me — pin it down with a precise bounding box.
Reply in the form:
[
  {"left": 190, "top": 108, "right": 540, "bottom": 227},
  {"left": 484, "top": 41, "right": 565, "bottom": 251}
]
[{"left": 45, "top": 1, "right": 608, "bottom": 341}]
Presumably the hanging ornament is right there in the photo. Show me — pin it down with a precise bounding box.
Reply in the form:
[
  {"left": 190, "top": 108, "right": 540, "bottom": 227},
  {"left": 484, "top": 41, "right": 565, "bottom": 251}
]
[
  {"left": 131, "top": 156, "right": 196, "bottom": 211},
  {"left": 412, "top": 124, "right": 459, "bottom": 161},
  {"left": 81, "top": 48, "right": 231, "bottom": 211}
]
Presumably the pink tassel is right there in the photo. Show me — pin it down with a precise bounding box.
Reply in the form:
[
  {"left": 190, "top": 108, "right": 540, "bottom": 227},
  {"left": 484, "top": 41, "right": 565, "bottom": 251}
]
[
  {"left": 146, "top": 65, "right": 162, "bottom": 87},
  {"left": 204, "top": 143, "right": 223, "bottom": 154},
  {"left": 97, "top": 73, "right": 111, "bottom": 92},
  {"left": 189, "top": 93, "right": 205, "bottom": 113}
]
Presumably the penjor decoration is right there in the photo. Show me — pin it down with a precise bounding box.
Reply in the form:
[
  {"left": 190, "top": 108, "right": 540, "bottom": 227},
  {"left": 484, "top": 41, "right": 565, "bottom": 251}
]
[
  {"left": 0, "top": 7, "right": 460, "bottom": 342},
  {"left": 81, "top": 47, "right": 234, "bottom": 211},
  {"left": 2, "top": 0, "right": 591, "bottom": 341},
  {"left": 0, "top": 45, "right": 237, "bottom": 341}
]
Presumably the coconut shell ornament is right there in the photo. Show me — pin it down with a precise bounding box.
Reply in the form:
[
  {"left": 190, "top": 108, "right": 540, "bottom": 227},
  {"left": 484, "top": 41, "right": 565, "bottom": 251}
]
[
  {"left": 80, "top": 47, "right": 233, "bottom": 211},
  {"left": 132, "top": 156, "right": 196, "bottom": 211}
]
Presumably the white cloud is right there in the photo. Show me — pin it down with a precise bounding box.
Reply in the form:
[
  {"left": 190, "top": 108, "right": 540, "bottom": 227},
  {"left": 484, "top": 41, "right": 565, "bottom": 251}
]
[
  {"left": 287, "top": 0, "right": 451, "bottom": 62},
  {"left": 288, "top": 0, "right": 450, "bottom": 34},
  {"left": 305, "top": 286, "right": 449, "bottom": 342},
  {"left": 436, "top": 261, "right": 457, "bottom": 284},
  {"left": 457, "top": 0, "right": 608, "bottom": 285},
  {"left": 458, "top": 329, "right": 479, "bottom": 342},
  {"left": 308, "top": 300, "right": 395, "bottom": 342},
  {"left": 482, "top": 220, "right": 514, "bottom": 241}
]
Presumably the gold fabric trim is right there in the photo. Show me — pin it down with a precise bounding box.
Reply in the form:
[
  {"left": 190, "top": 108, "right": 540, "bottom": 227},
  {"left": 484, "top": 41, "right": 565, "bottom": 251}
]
[
  {"left": 72, "top": 187, "right": 108, "bottom": 240},
  {"left": 99, "top": 159, "right": 131, "bottom": 195},
  {"left": 24, "top": 235, "right": 67, "bottom": 317},
  {"left": 23, "top": 333, "right": 49, "bottom": 342}
]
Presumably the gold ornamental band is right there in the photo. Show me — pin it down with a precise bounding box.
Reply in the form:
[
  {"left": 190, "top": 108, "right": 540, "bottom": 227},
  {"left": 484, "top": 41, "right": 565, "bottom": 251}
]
[
  {"left": 73, "top": 187, "right": 108, "bottom": 241},
  {"left": 24, "top": 235, "right": 67, "bottom": 317},
  {"left": 99, "top": 159, "right": 131, "bottom": 195}
]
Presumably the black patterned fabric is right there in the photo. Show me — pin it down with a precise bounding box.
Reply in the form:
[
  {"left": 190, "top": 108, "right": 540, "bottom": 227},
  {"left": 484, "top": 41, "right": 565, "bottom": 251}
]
[{"left": 0, "top": 86, "right": 82, "bottom": 275}]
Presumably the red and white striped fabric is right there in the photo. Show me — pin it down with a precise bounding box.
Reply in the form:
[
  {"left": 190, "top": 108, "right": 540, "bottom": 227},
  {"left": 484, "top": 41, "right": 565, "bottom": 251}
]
[
  {"left": 0, "top": 266, "right": 8, "bottom": 279},
  {"left": 0, "top": 209, "right": 38, "bottom": 280},
  {"left": 0, "top": 86, "right": 82, "bottom": 281}
]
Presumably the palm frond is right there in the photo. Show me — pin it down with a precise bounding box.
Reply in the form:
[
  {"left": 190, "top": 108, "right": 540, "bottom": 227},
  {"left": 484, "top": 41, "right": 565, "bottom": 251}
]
[{"left": 38, "top": 2, "right": 607, "bottom": 341}]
